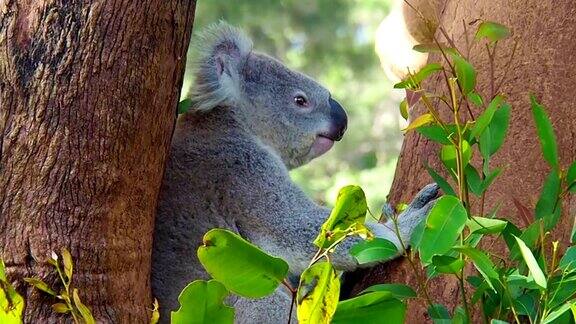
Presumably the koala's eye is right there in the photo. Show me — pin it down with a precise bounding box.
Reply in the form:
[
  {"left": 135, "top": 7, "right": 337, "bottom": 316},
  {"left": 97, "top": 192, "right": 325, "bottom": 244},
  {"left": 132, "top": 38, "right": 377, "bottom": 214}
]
[{"left": 294, "top": 95, "right": 308, "bottom": 107}]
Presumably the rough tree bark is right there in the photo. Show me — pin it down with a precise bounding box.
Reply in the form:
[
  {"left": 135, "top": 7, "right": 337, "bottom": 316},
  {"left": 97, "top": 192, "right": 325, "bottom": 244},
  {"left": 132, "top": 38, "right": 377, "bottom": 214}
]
[
  {"left": 354, "top": 0, "right": 576, "bottom": 322},
  {"left": 0, "top": 1, "right": 196, "bottom": 322}
]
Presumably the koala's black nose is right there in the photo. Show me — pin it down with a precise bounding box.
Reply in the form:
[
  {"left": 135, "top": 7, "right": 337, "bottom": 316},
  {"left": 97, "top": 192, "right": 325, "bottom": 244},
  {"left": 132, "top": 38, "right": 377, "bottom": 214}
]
[{"left": 328, "top": 98, "right": 348, "bottom": 141}]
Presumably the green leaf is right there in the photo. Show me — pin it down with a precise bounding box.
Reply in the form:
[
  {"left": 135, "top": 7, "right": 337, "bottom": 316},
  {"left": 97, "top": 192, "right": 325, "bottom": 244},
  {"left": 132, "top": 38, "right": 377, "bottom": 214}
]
[
  {"left": 465, "top": 165, "right": 482, "bottom": 196},
  {"left": 559, "top": 246, "right": 576, "bottom": 273},
  {"left": 197, "top": 229, "right": 289, "bottom": 298},
  {"left": 451, "top": 54, "right": 476, "bottom": 95},
  {"left": 349, "top": 238, "right": 398, "bottom": 264},
  {"left": 440, "top": 140, "right": 472, "bottom": 172},
  {"left": 360, "top": 284, "right": 417, "bottom": 300},
  {"left": 432, "top": 255, "right": 465, "bottom": 274},
  {"left": 418, "top": 196, "right": 468, "bottom": 264},
  {"left": 509, "top": 220, "right": 541, "bottom": 261},
  {"left": 417, "top": 125, "right": 453, "bottom": 145},
  {"left": 399, "top": 99, "right": 409, "bottom": 120},
  {"left": 487, "top": 103, "right": 511, "bottom": 156},
  {"left": 470, "top": 95, "right": 503, "bottom": 139},
  {"left": 412, "top": 43, "right": 455, "bottom": 54},
  {"left": 0, "top": 260, "right": 24, "bottom": 324},
  {"left": 410, "top": 217, "right": 426, "bottom": 249},
  {"left": 535, "top": 169, "right": 561, "bottom": 230},
  {"left": 150, "top": 299, "right": 159, "bottom": 324},
  {"left": 313, "top": 186, "right": 369, "bottom": 249},
  {"left": 297, "top": 261, "right": 340, "bottom": 324},
  {"left": 480, "top": 168, "right": 502, "bottom": 193},
  {"left": 171, "top": 280, "right": 234, "bottom": 324},
  {"left": 428, "top": 303, "right": 451, "bottom": 323},
  {"left": 548, "top": 274, "right": 576, "bottom": 309},
  {"left": 402, "top": 113, "right": 435, "bottom": 132},
  {"left": 178, "top": 98, "right": 192, "bottom": 114},
  {"left": 531, "top": 95, "right": 559, "bottom": 169},
  {"left": 475, "top": 21, "right": 510, "bottom": 42},
  {"left": 453, "top": 246, "right": 499, "bottom": 290},
  {"left": 467, "top": 92, "right": 483, "bottom": 106},
  {"left": 514, "top": 235, "right": 547, "bottom": 289},
  {"left": 61, "top": 248, "right": 73, "bottom": 283},
  {"left": 425, "top": 165, "right": 456, "bottom": 197},
  {"left": 466, "top": 217, "right": 507, "bottom": 234},
  {"left": 51, "top": 303, "right": 70, "bottom": 314},
  {"left": 393, "top": 63, "right": 443, "bottom": 89},
  {"left": 23, "top": 278, "right": 56, "bottom": 296},
  {"left": 72, "top": 289, "right": 95, "bottom": 324},
  {"left": 332, "top": 291, "right": 406, "bottom": 324},
  {"left": 542, "top": 302, "right": 573, "bottom": 324}
]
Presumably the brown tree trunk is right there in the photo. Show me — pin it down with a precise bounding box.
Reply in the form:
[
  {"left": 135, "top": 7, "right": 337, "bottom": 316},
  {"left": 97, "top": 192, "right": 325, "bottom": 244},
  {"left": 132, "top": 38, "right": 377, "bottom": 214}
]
[
  {"left": 0, "top": 1, "right": 196, "bottom": 322},
  {"left": 354, "top": 0, "right": 576, "bottom": 322}
]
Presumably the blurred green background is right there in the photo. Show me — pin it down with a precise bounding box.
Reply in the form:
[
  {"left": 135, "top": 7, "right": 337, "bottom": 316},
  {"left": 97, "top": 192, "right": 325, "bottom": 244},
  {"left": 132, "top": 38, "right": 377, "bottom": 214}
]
[{"left": 183, "top": 0, "right": 404, "bottom": 213}]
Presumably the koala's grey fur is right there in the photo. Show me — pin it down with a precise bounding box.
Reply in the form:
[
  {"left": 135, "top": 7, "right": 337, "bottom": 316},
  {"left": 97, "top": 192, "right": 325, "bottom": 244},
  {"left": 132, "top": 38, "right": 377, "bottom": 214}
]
[{"left": 152, "top": 22, "right": 438, "bottom": 323}]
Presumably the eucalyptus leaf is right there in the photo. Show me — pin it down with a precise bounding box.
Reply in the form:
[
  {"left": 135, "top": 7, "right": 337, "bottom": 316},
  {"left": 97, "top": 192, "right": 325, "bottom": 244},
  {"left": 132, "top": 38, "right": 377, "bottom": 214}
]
[
  {"left": 417, "top": 125, "right": 453, "bottom": 145},
  {"left": 332, "top": 291, "right": 406, "bottom": 324},
  {"left": 350, "top": 238, "right": 398, "bottom": 264},
  {"left": 425, "top": 164, "right": 456, "bottom": 197},
  {"left": 418, "top": 196, "right": 468, "bottom": 264},
  {"left": 0, "top": 260, "right": 24, "bottom": 324},
  {"left": 451, "top": 54, "right": 476, "bottom": 95},
  {"left": 454, "top": 246, "right": 499, "bottom": 291},
  {"left": 470, "top": 95, "right": 503, "bottom": 139},
  {"left": 171, "top": 280, "right": 234, "bottom": 324},
  {"left": 360, "top": 284, "right": 417, "bottom": 300},
  {"left": 432, "top": 255, "right": 465, "bottom": 274},
  {"left": 466, "top": 216, "right": 507, "bottom": 234},
  {"left": 313, "top": 185, "right": 369, "bottom": 248},
  {"left": 514, "top": 235, "right": 547, "bottom": 289},
  {"left": 399, "top": 99, "right": 409, "bottom": 120},
  {"left": 475, "top": 21, "right": 510, "bottom": 42},
  {"left": 197, "top": 229, "right": 289, "bottom": 298},
  {"left": 297, "top": 261, "right": 340, "bottom": 324},
  {"left": 535, "top": 169, "right": 561, "bottom": 230},
  {"left": 403, "top": 113, "right": 435, "bottom": 132},
  {"left": 440, "top": 140, "right": 472, "bottom": 172},
  {"left": 394, "top": 63, "right": 443, "bottom": 89},
  {"left": 530, "top": 95, "right": 559, "bottom": 170}
]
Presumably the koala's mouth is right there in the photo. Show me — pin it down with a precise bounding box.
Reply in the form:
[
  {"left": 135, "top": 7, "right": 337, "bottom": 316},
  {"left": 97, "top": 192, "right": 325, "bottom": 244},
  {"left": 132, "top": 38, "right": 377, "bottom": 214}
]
[{"left": 309, "top": 135, "right": 335, "bottom": 157}]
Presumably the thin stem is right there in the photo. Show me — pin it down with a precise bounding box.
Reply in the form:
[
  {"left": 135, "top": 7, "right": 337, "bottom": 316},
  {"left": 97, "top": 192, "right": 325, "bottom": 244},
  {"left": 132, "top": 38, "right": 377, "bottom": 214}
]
[
  {"left": 458, "top": 274, "right": 471, "bottom": 320},
  {"left": 287, "top": 290, "right": 296, "bottom": 324},
  {"left": 494, "top": 40, "right": 518, "bottom": 95}
]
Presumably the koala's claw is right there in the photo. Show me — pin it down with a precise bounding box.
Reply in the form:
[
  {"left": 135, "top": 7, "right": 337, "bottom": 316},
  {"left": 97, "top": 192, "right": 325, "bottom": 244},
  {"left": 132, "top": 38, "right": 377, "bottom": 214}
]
[{"left": 408, "top": 183, "right": 440, "bottom": 209}]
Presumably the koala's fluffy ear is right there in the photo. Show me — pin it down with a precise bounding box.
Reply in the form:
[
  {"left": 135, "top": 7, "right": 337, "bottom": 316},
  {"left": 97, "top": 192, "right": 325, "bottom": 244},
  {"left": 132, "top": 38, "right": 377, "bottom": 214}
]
[{"left": 188, "top": 21, "right": 253, "bottom": 112}]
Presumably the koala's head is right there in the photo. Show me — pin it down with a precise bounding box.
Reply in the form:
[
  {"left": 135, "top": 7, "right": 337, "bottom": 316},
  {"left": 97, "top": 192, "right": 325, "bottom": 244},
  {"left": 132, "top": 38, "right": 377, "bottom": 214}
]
[{"left": 188, "top": 22, "right": 347, "bottom": 169}]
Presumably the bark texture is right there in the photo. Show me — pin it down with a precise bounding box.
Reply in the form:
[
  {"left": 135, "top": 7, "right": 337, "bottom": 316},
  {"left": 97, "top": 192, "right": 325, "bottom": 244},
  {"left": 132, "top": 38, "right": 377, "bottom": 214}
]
[
  {"left": 354, "top": 0, "right": 576, "bottom": 322},
  {"left": 0, "top": 1, "right": 196, "bottom": 322}
]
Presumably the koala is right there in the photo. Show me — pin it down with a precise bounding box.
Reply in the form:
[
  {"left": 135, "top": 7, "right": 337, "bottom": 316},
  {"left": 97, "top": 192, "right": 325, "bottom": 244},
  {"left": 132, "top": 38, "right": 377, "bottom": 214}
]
[{"left": 152, "top": 22, "right": 438, "bottom": 323}]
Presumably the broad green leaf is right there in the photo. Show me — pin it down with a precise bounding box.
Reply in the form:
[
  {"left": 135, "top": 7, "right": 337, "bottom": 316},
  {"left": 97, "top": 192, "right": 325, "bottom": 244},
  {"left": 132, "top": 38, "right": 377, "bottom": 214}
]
[
  {"left": 486, "top": 103, "right": 511, "bottom": 156},
  {"left": 467, "top": 92, "right": 483, "bottom": 106},
  {"left": 418, "top": 196, "right": 468, "bottom": 264},
  {"left": 332, "top": 291, "right": 406, "bottom": 324},
  {"left": 394, "top": 63, "right": 443, "bottom": 89},
  {"left": 197, "top": 229, "right": 289, "bottom": 298},
  {"left": 454, "top": 246, "right": 499, "bottom": 290},
  {"left": 399, "top": 99, "right": 409, "bottom": 120},
  {"left": 466, "top": 217, "right": 507, "bottom": 234},
  {"left": 514, "top": 235, "right": 547, "bottom": 289},
  {"left": 178, "top": 98, "right": 192, "bottom": 114},
  {"left": 402, "top": 113, "right": 435, "bottom": 132},
  {"left": 465, "top": 165, "right": 482, "bottom": 196},
  {"left": 360, "top": 284, "right": 417, "bottom": 300},
  {"left": 470, "top": 95, "right": 503, "bottom": 139},
  {"left": 566, "top": 161, "right": 576, "bottom": 192},
  {"left": 432, "top": 255, "right": 465, "bottom": 274},
  {"left": 61, "top": 248, "right": 73, "bottom": 283},
  {"left": 440, "top": 140, "right": 472, "bottom": 172},
  {"left": 297, "top": 261, "right": 340, "bottom": 324},
  {"left": 509, "top": 220, "right": 542, "bottom": 261},
  {"left": 314, "top": 186, "right": 369, "bottom": 249},
  {"left": 535, "top": 169, "right": 561, "bottom": 230},
  {"left": 410, "top": 217, "right": 426, "bottom": 249},
  {"left": 451, "top": 54, "right": 476, "bottom": 95},
  {"left": 531, "top": 95, "right": 559, "bottom": 169},
  {"left": 349, "top": 238, "right": 398, "bottom": 264},
  {"left": 428, "top": 303, "right": 451, "bottom": 323},
  {"left": 475, "top": 21, "right": 510, "bottom": 42},
  {"left": 425, "top": 164, "right": 456, "bottom": 197},
  {"left": 548, "top": 274, "right": 576, "bottom": 309},
  {"left": 417, "top": 125, "right": 453, "bottom": 145},
  {"left": 480, "top": 168, "right": 502, "bottom": 193},
  {"left": 559, "top": 246, "right": 576, "bottom": 273},
  {"left": 0, "top": 260, "right": 24, "bottom": 324},
  {"left": 542, "top": 302, "right": 574, "bottom": 324},
  {"left": 72, "top": 289, "right": 95, "bottom": 324},
  {"left": 452, "top": 306, "right": 468, "bottom": 324},
  {"left": 171, "top": 280, "right": 234, "bottom": 324}
]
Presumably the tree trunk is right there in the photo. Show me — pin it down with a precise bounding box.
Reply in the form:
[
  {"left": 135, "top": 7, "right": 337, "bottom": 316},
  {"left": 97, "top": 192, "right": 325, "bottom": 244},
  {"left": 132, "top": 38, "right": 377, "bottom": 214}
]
[
  {"left": 353, "top": 0, "right": 576, "bottom": 322},
  {"left": 0, "top": 1, "right": 196, "bottom": 322}
]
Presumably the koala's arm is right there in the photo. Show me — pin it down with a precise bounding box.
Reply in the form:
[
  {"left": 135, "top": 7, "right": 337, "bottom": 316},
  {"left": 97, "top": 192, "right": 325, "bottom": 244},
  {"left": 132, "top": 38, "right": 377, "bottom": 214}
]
[{"left": 227, "top": 146, "right": 438, "bottom": 274}]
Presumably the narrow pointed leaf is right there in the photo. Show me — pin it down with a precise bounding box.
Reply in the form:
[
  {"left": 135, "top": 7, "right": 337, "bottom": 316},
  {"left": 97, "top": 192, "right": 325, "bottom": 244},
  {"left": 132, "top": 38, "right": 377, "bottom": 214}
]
[
  {"left": 425, "top": 164, "right": 456, "bottom": 196},
  {"left": 72, "top": 289, "right": 95, "bottom": 324},
  {"left": 452, "top": 54, "right": 476, "bottom": 95},
  {"left": 535, "top": 169, "right": 561, "bottom": 230},
  {"left": 360, "top": 284, "right": 417, "bottom": 300},
  {"left": 454, "top": 246, "right": 499, "bottom": 290},
  {"left": 514, "top": 236, "right": 547, "bottom": 288},
  {"left": 350, "top": 238, "right": 398, "bottom": 264},
  {"left": 530, "top": 95, "right": 559, "bottom": 169},
  {"left": 471, "top": 95, "right": 503, "bottom": 139},
  {"left": 402, "top": 113, "right": 435, "bottom": 132}
]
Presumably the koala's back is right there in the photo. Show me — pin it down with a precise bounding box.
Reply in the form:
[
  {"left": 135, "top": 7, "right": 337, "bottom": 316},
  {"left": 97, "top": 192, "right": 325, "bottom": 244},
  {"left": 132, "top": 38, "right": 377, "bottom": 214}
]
[{"left": 152, "top": 109, "right": 288, "bottom": 317}]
